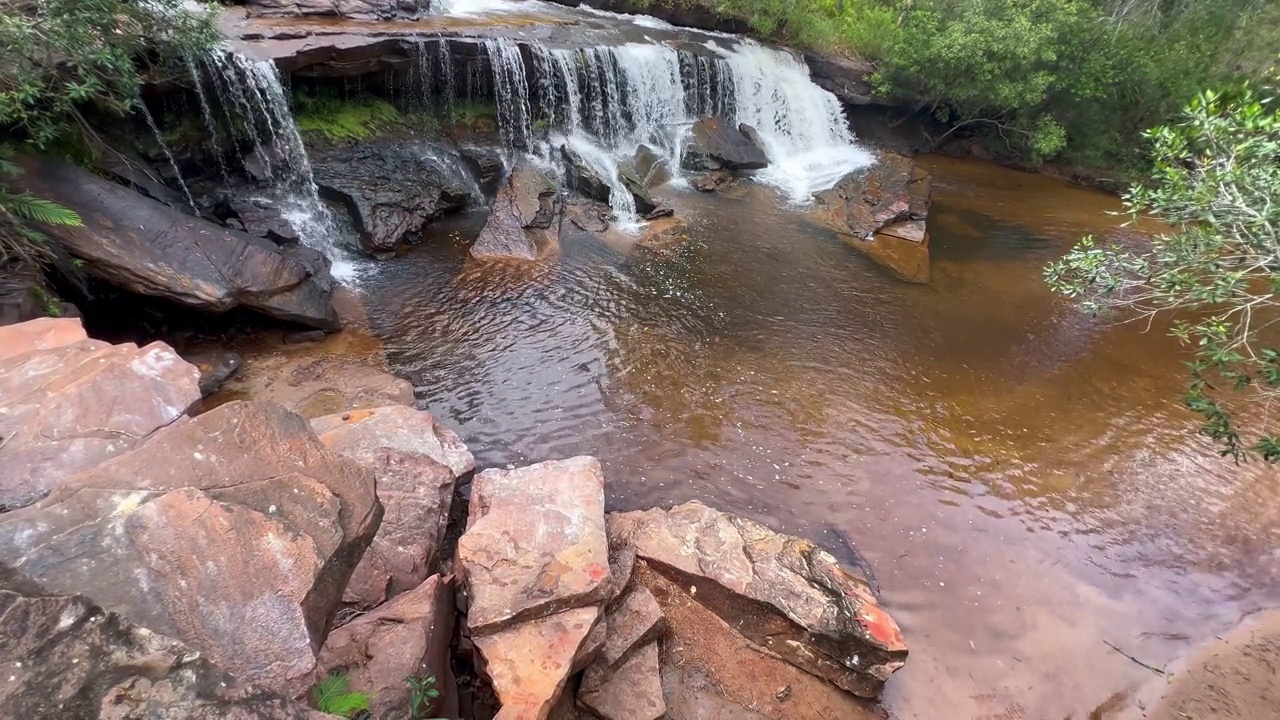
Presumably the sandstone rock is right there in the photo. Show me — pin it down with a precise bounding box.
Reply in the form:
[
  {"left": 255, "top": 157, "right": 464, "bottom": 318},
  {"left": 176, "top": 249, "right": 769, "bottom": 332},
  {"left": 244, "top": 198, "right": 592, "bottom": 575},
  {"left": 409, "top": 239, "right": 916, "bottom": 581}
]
[
  {"left": 222, "top": 355, "right": 415, "bottom": 418},
  {"left": 687, "top": 118, "right": 769, "bottom": 171},
  {"left": 472, "top": 162, "right": 562, "bottom": 261},
  {"left": 19, "top": 158, "right": 340, "bottom": 330},
  {"left": 311, "top": 405, "right": 473, "bottom": 605},
  {"left": 579, "top": 641, "right": 665, "bottom": 720},
  {"left": 572, "top": 615, "right": 609, "bottom": 674},
  {"left": 561, "top": 145, "right": 613, "bottom": 204},
  {"left": 690, "top": 170, "right": 732, "bottom": 193},
  {"left": 458, "top": 456, "right": 610, "bottom": 634},
  {"left": 0, "top": 270, "right": 75, "bottom": 327},
  {"left": 246, "top": 0, "right": 428, "bottom": 19},
  {"left": 0, "top": 400, "right": 382, "bottom": 696},
  {"left": 737, "top": 123, "right": 769, "bottom": 157},
  {"left": 313, "top": 141, "right": 472, "bottom": 255},
  {"left": 802, "top": 53, "right": 879, "bottom": 107},
  {"left": 473, "top": 606, "right": 603, "bottom": 720},
  {"left": 636, "top": 215, "right": 689, "bottom": 253},
  {"left": 0, "top": 565, "right": 323, "bottom": 719},
  {"left": 0, "top": 319, "right": 201, "bottom": 510},
  {"left": 618, "top": 164, "right": 658, "bottom": 215},
  {"left": 632, "top": 145, "right": 672, "bottom": 189},
  {"left": 582, "top": 587, "right": 666, "bottom": 686},
  {"left": 608, "top": 501, "right": 907, "bottom": 698},
  {"left": 460, "top": 145, "right": 506, "bottom": 198},
  {"left": 211, "top": 191, "right": 301, "bottom": 245},
  {"left": 318, "top": 575, "right": 459, "bottom": 720},
  {"left": 184, "top": 349, "right": 243, "bottom": 397}
]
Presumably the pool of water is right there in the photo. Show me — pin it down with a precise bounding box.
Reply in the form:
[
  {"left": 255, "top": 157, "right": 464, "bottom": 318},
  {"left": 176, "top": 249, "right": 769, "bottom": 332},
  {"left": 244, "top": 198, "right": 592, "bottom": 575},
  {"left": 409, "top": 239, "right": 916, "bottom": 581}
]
[{"left": 358, "top": 154, "right": 1280, "bottom": 719}]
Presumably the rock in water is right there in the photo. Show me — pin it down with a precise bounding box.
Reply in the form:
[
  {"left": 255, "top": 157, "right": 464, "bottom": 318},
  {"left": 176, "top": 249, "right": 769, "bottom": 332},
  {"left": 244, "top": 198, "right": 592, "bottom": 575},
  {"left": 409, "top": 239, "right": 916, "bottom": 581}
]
[
  {"left": 221, "top": 355, "right": 416, "bottom": 419},
  {"left": 184, "top": 349, "right": 243, "bottom": 397},
  {"left": 632, "top": 145, "right": 672, "bottom": 189},
  {"left": 561, "top": 145, "right": 613, "bottom": 203},
  {"left": 607, "top": 501, "right": 907, "bottom": 698},
  {"left": 0, "top": 318, "right": 201, "bottom": 510},
  {"left": 0, "top": 566, "right": 320, "bottom": 719},
  {"left": 318, "top": 575, "right": 459, "bottom": 719},
  {"left": 457, "top": 456, "right": 612, "bottom": 719},
  {"left": 0, "top": 400, "right": 382, "bottom": 696},
  {"left": 618, "top": 163, "right": 658, "bottom": 215},
  {"left": 313, "top": 141, "right": 471, "bottom": 256},
  {"left": 19, "top": 158, "right": 340, "bottom": 330},
  {"left": 687, "top": 118, "right": 769, "bottom": 171},
  {"left": 737, "top": 123, "right": 769, "bottom": 157},
  {"left": 311, "top": 405, "right": 474, "bottom": 606},
  {"left": 472, "top": 162, "right": 562, "bottom": 261}
]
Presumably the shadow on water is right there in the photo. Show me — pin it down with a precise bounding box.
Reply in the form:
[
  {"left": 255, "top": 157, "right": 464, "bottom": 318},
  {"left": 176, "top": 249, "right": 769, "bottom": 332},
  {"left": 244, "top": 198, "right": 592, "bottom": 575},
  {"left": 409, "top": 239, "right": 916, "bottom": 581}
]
[{"left": 360, "top": 156, "right": 1280, "bottom": 720}]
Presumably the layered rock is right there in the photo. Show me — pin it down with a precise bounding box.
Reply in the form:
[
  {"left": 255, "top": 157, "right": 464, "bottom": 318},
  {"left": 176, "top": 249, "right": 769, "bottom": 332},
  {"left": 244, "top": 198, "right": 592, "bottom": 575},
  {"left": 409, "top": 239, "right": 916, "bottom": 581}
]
[
  {"left": 632, "top": 145, "right": 672, "bottom": 189},
  {"left": 0, "top": 566, "right": 322, "bottom": 719},
  {"left": 815, "top": 153, "right": 933, "bottom": 284},
  {"left": 18, "top": 158, "right": 340, "bottom": 329},
  {"left": 683, "top": 118, "right": 769, "bottom": 171},
  {"left": 0, "top": 399, "right": 382, "bottom": 696},
  {"left": 318, "top": 575, "right": 459, "bottom": 719},
  {"left": 219, "top": 354, "right": 416, "bottom": 418},
  {"left": 312, "top": 141, "right": 472, "bottom": 255},
  {"left": 561, "top": 145, "right": 613, "bottom": 204},
  {"left": 311, "top": 405, "right": 474, "bottom": 606},
  {"left": 457, "top": 456, "right": 612, "bottom": 718},
  {"left": 802, "top": 53, "right": 880, "bottom": 107},
  {"left": 472, "top": 162, "right": 563, "bottom": 260},
  {"left": 245, "top": 0, "right": 429, "bottom": 20},
  {"left": 0, "top": 318, "right": 201, "bottom": 510},
  {"left": 608, "top": 501, "right": 907, "bottom": 698}
]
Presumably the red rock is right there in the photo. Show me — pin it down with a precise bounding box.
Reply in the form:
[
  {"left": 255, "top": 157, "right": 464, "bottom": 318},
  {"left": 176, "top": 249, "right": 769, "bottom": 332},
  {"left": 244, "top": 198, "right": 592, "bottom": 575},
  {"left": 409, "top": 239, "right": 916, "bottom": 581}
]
[
  {"left": 578, "top": 641, "right": 665, "bottom": 720},
  {"left": 311, "top": 405, "right": 474, "bottom": 477},
  {"left": 581, "top": 587, "right": 666, "bottom": 687},
  {"left": 0, "top": 316, "right": 87, "bottom": 360},
  {"left": 472, "top": 162, "right": 562, "bottom": 261},
  {"left": 473, "top": 606, "right": 602, "bottom": 720},
  {"left": 318, "top": 575, "right": 459, "bottom": 720}
]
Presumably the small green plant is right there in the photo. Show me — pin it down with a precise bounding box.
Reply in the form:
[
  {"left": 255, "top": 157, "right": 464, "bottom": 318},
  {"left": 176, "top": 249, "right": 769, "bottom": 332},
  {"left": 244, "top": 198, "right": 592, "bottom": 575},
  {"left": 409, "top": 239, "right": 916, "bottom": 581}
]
[
  {"left": 0, "top": 148, "right": 83, "bottom": 266},
  {"left": 445, "top": 100, "right": 496, "bottom": 131},
  {"left": 405, "top": 674, "right": 443, "bottom": 720},
  {"left": 294, "top": 93, "right": 401, "bottom": 142},
  {"left": 313, "top": 673, "right": 371, "bottom": 718}
]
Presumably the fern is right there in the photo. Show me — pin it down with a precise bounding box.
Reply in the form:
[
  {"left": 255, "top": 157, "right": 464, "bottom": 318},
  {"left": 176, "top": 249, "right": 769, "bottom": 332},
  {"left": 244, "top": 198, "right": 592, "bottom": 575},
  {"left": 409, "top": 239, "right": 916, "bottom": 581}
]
[
  {"left": 1, "top": 191, "right": 82, "bottom": 226},
  {"left": 313, "top": 674, "right": 371, "bottom": 718}
]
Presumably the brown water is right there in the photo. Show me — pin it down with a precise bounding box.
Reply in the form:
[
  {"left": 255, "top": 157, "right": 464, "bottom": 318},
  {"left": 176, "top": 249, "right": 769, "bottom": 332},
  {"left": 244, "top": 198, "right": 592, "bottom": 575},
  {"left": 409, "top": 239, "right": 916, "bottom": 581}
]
[{"left": 361, "top": 155, "right": 1280, "bottom": 719}]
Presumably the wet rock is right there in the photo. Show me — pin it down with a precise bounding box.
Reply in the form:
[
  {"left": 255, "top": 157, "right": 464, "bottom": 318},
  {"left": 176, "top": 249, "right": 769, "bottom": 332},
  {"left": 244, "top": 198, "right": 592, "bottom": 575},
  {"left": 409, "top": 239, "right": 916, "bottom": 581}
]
[
  {"left": 579, "top": 641, "right": 665, "bottom": 720},
  {"left": 0, "top": 565, "right": 322, "bottom": 719},
  {"left": 582, "top": 587, "right": 666, "bottom": 685},
  {"left": 313, "top": 142, "right": 471, "bottom": 256},
  {"left": 211, "top": 191, "right": 300, "bottom": 245},
  {"left": 632, "top": 145, "right": 672, "bottom": 189},
  {"left": 567, "top": 200, "right": 610, "bottom": 233},
  {"left": 473, "top": 606, "right": 603, "bottom": 720},
  {"left": 458, "top": 456, "right": 610, "bottom": 633},
  {"left": 737, "top": 123, "right": 769, "bottom": 157},
  {"left": 690, "top": 170, "right": 732, "bottom": 192},
  {"left": 803, "top": 53, "right": 879, "bottom": 107},
  {"left": 184, "top": 349, "right": 244, "bottom": 397},
  {"left": 561, "top": 145, "right": 613, "bottom": 203},
  {"left": 815, "top": 153, "right": 932, "bottom": 283},
  {"left": 19, "top": 158, "right": 340, "bottom": 330},
  {"left": 472, "top": 162, "right": 562, "bottom": 261},
  {"left": 0, "top": 400, "right": 382, "bottom": 696},
  {"left": 618, "top": 164, "right": 658, "bottom": 215},
  {"left": 318, "top": 575, "right": 459, "bottom": 720},
  {"left": 221, "top": 355, "right": 415, "bottom": 418},
  {"left": 0, "top": 318, "right": 201, "bottom": 511},
  {"left": 636, "top": 215, "right": 689, "bottom": 253},
  {"left": 283, "top": 329, "right": 329, "bottom": 344},
  {"left": 687, "top": 118, "right": 768, "bottom": 171},
  {"left": 608, "top": 501, "right": 907, "bottom": 698},
  {"left": 311, "top": 405, "right": 473, "bottom": 606},
  {"left": 460, "top": 145, "right": 506, "bottom": 198},
  {"left": 644, "top": 207, "right": 674, "bottom": 220},
  {"left": 246, "top": 0, "right": 428, "bottom": 19}
]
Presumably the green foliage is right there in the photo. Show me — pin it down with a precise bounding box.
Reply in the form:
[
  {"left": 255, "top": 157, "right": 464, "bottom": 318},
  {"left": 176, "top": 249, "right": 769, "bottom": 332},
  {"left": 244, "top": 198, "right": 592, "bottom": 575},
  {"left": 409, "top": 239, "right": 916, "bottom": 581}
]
[
  {"left": 405, "top": 674, "right": 444, "bottom": 720},
  {"left": 312, "top": 674, "right": 371, "bottom": 718},
  {"left": 294, "top": 93, "right": 403, "bottom": 142},
  {"left": 0, "top": 148, "right": 81, "bottom": 266},
  {"left": 447, "top": 100, "right": 497, "bottom": 131},
  {"left": 1046, "top": 79, "right": 1280, "bottom": 461}
]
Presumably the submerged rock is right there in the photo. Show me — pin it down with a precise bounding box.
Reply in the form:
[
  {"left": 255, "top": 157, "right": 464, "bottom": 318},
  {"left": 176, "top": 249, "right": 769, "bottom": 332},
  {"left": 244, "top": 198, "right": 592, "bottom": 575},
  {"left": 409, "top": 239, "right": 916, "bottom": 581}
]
[
  {"left": 0, "top": 400, "right": 382, "bottom": 696},
  {"left": 472, "top": 162, "right": 562, "bottom": 261},
  {"left": 687, "top": 118, "right": 769, "bottom": 171},
  {"left": 0, "top": 318, "right": 200, "bottom": 511},
  {"left": 220, "top": 354, "right": 416, "bottom": 419},
  {"left": 19, "top": 158, "right": 340, "bottom": 330},
  {"left": 318, "top": 575, "right": 459, "bottom": 719},
  {"left": 313, "top": 141, "right": 471, "bottom": 256},
  {"left": 690, "top": 169, "right": 732, "bottom": 192},
  {"left": 608, "top": 501, "right": 907, "bottom": 698},
  {"left": 561, "top": 145, "right": 613, "bottom": 204}
]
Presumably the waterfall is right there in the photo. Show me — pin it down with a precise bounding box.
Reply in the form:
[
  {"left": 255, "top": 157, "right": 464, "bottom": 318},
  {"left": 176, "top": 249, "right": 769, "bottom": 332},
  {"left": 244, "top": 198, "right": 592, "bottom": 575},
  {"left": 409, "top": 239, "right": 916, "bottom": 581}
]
[{"left": 479, "top": 38, "right": 872, "bottom": 205}]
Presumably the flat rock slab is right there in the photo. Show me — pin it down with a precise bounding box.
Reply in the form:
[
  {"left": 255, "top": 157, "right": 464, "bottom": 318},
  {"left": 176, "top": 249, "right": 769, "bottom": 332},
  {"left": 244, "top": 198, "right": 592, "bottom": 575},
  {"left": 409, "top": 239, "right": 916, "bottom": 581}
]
[
  {"left": 0, "top": 400, "right": 381, "bottom": 696},
  {"left": 472, "top": 162, "right": 562, "bottom": 261},
  {"left": 582, "top": 586, "right": 666, "bottom": 686},
  {"left": 0, "top": 318, "right": 200, "bottom": 510},
  {"left": 608, "top": 501, "right": 907, "bottom": 698},
  {"left": 220, "top": 354, "right": 415, "bottom": 419},
  {"left": 579, "top": 641, "right": 665, "bottom": 720},
  {"left": 318, "top": 574, "right": 458, "bottom": 720},
  {"left": 0, "top": 566, "right": 322, "bottom": 719},
  {"left": 474, "top": 606, "right": 602, "bottom": 720},
  {"left": 312, "top": 406, "right": 473, "bottom": 605},
  {"left": 458, "top": 456, "right": 610, "bottom": 634}
]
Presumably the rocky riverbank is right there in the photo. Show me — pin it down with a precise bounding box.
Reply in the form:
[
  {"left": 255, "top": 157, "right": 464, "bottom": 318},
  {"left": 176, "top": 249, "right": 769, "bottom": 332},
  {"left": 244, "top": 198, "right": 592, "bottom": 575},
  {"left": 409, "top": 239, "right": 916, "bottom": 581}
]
[{"left": 0, "top": 315, "right": 906, "bottom": 719}]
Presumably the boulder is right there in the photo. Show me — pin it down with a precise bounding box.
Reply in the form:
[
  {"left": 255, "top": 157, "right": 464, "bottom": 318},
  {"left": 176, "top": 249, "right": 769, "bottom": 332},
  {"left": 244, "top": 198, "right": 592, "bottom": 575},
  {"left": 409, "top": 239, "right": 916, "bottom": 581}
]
[
  {"left": 632, "top": 145, "right": 672, "bottom": 189},
  {"left": 802, "top": 53, "right": 880, "bottom": 107},
  {"left": 687, "top": 118, "right": 769, "bottom": 171},
  {"left": 245, "top": 0, "right": 428, "bottom": 19},
  {"left": 0, "top": 565, "right": 323, "bottom": 719},
  {"left": 561, "top": 145, "right": 613, "bottom": 204},
  {"left": 579, "top": 641, "right": 665, "bottom": 720},
  {"left": 0, "top": 400, "right": 382, "bottom": 696},
  {"left": 0, "top": 318, "right": 201, "bottom": 511},
  {"left": 184, "top": 349, "right": 244, "bottom": 397},
  {"left": 311, "top": 405, "right": 474, "bottom": 606},
  {"left": 636, "top": 215, "right": 689, "bottom": 253},
  {"left": 460, "top": 145, "right": 507, "bottom": 199},
  {"left": 313, "top": 141, "right": 472, "bottom": 256},
  {"left": 581, "top": 587, "right": 666, "bottom": 686},
  {"left": 317, "top": 575, "right": 459, "bottom": 720},
  {"left": 618, "top": 164, "right": 658, "bottom": 215},
  {"left": 737, "top": 123, "right": 769, "bottom": 157},
  {"left": 690, "top": 170, "right": 732, "bottom": 193},
  {"left": 211, "top": 191, "right": 301, "bottom": 245},
  {"left": 607, "top": 501, "right": 907, "bottom": 698},
  {"left": 18, "top": 158, "right": 340, "bottom": 330},
  {"left": 473, "top": 606, "right": 603, "bottom": 720},
  {"left": 221, "top": 354, "right": 416, "bottom": 419},
  {"left": 472, "top": 162, "right": 562, "bottom": 261}
]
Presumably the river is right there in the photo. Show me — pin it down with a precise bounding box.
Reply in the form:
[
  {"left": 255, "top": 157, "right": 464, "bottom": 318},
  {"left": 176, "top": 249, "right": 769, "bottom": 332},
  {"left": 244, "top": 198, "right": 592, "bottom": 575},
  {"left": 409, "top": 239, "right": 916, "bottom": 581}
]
[{"left": 353, "top": 153, "right": 1280, "bottom": 718}]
